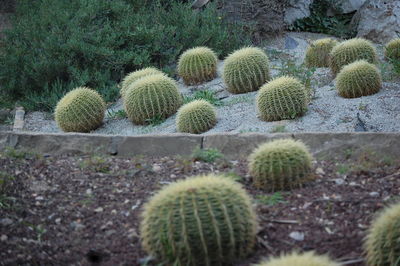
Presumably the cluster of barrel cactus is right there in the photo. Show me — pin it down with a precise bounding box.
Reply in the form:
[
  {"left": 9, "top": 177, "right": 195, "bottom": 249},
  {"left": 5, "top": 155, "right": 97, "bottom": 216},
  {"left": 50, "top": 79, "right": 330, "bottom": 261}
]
[
  {"left": 140, "top": 174, "right": 258, "bottom": 265},
  {"left": 255, "top": 252, "right": 339, "bottom": 266},
  {"left": 305, "top": 38, "right": 339, "bottom": 68},
  {"left": 176, "top": 100, "right": 217, "bottom": 134}
]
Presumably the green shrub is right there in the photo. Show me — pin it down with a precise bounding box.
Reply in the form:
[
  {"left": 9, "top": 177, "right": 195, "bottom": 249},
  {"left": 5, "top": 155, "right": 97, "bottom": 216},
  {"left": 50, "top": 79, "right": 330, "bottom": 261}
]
[
  {"left": 330, "top": 38, "right": 378, "bottom": 75},
  {"left": 183, "top": 90, "right": 223, "bottom": 106},
  {"left": 365, "top": 203, "right": 400, "bottom": 266},
  {"left": 124, "top": 74, "right": 182, "bottom": 125},
  {"left": 256, "top": 76, "right": 307, "bottom": 122},
  {"left": 223, "top": 47, "right": 270, "bottom": 94},
  {"left": 336, "top": 60, "right": 382, "bottom": 98},
  {"left": 0, "top": 0, "right": 249, "bottom": 111},
  {"left": 55, "top": 87, "right": 106, "bottom": 132},
  {"left": 385, "top": 38, "right": 400, "bottom": 61},
  {"left": 305, "top": 38, "right": 339, "bottom": 68},
  {"left": 120, "top": 67, "right": 163, "bottom": 100},
  {"left": 176, "top": 99, "right": 217, "bottom": 134},
  {"left": 191, "top": 147, "right": 223, "bottom": 163},
  {"left": 255, "top": 251, "right": 339, "bottom": 266},
  {"left": 178, "top": 47, "right": 218, "bottom": 85},
  {"left": 248, "top": 139, "right": 313, "bottom": 191},
  {"left": 140, "top": 174, "right": 258, "bottom": 265}
]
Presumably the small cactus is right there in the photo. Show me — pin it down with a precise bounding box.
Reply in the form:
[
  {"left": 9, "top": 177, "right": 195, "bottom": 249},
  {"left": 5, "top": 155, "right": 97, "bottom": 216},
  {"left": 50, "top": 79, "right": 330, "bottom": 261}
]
[
  {"left": 120, "top": 67, "right": 163, "bottom": 99},
  {"left": 177, "top": 47, "right": 218, "bottom": 85},
  {"left": 255, "top": 251, "right": 339, "bottom": 266},
  {"left": 336, "top": 60, "right": 382, "bottom": 98},
  {"left": 305, "top": 38, "right": 339, "bottom": 68},
  {"left": 330, "top": 38, "right": 378, "bottom": 75},
  {"left": 124, "top": 74, "right": 182, "bottom": 125},
  {"left": 385, "top": 38, "right": 400, "bottom": 61},
  {"left": 365, "top": 203, "right": 400, "bottom": 266},
  {"left": 223, "top": 47, "right": 271, "bottom": 94},
  {"left": 256, "top": 76, "right": 308, "bottom": 122},
  {"left": 140, "top": 174, "right": 258, "bottom": 266},
  {"left": 176, "top": 99, "right": 217, "bottom": 134},
  {"left": 248, "top": 139, "right": 313, "bottom": 192},
  {"left": 55, "top": 87, "right": 106, "bottom": 132}
]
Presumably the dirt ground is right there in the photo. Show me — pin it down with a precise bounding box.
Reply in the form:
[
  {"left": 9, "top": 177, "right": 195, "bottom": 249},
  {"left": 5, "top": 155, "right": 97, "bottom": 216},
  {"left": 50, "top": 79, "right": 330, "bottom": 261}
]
[{"left": 1, "top": 148, "right": 399, "bottom": 266}]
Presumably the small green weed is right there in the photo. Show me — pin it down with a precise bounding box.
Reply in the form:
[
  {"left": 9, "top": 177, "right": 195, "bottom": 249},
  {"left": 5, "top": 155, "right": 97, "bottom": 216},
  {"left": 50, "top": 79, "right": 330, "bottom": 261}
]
[
  {"left": 184, "top": 90, "right": 223, "bottom": 106},
  {"left": 4, "top": 147, "right": 38, "bottom": 159},
  {"left": 336, "top": 164, "right": 349, "bottom": 175},
  {"left": 191, "top": 147, "right": 223, "bottom": 163},
  {"left": 0, "top": 171, "right": 15, "bottom": 209},
  {"left": 358, "top": 102, "right": 367, "bottom": 111},
  {"left": 270, "top": 125, "right": 287, "bottom": 133},
  {"left": 221, "top": 172, "right": 242, "bottom": 182},
  {"left": 80, "top": 156, "right": 111, "bottom": 173},
  {"left": 239, "top": 128, "right": 260, "bottom": 133},
  {"left": 256, "top": 192, "right": 287, "bottom": 206},
  {"left": 223, "top": 94, "right": 253, "bottom": 106},
  {"left": 145, "top": 115, "right": 166, "bottom": 126},
  {"left": 107, "top": 109, "right": 127, "bottom": 119}
]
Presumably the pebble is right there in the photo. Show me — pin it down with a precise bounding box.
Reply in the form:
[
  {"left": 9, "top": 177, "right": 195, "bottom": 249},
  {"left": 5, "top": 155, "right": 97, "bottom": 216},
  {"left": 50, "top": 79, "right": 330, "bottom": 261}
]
[
  {"left": 70, "top": 222, "right": 85, "bottom": 231},
  {"left": 0, "top": 218, "right": 13, "bottom": 226},
  {"left": 55, "top": 218, "right": 61, "bottom": 224},
  {"left": 152, "top": 164, "right": 162, "bottom": 172},
  {"left": 289, "top": 231, "right": 304, "bottom": 241},
  {"left": 369, "top": 192, "right": 379, "bottom": 197},
  {"left": 94, "top": 207, "right": 104, "bottom": 213},
  {"left": 86, "top": 189, "right": 92, "bottom": 195},
  {"left": 170, "top": 174, "right": 177, "bottom": 178},
  {"left": 316, "top": 167, "right": 325, "bottom": 175},
  {"left": 35, "top": 196, "right": 44, "bottom": 201},
  {"left": 333, "top": 178, "right": 345, "bottom": 185},
  {"left": 1, "top": 235, "right": 8, "bottom": 241}
]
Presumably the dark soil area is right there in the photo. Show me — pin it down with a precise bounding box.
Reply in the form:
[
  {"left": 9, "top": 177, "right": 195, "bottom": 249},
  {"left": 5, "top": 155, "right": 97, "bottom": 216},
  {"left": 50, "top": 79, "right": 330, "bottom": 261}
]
[{"left": 1, "top": 149, "right": 399, "bottom": 266}]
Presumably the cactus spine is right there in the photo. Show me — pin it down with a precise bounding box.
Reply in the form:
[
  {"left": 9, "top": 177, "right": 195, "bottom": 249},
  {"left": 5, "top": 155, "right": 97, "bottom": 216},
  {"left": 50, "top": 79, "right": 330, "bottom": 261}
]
[
  {"left": 305, "top": 38, "right": 339, "bottom": 68},
  {"left": 55, "top": 87, "right": 106, "bottom": 132},
  {"left": 255, "top": 252, "right": 339, "bottom": 266},
  {"left": 176, "top": 99, "right": 217, "bottom": 134},
  {"left": 336, "top": 60, "right": 382, "bottom": 98},
  {"left": 140, "top": 174, "right": 258, "bottom": 265},
  {"left": 178, "top": 47, "right": 218, "bottom": 85},
  {"left": 256, "top": 76, "right": 308, "bottom": 122},
  {"left": 223, "top": 47, "right": 271, "bottom": 94},
  {"left": 248, "top": 139, "right": 313, "bottom": 192},
  {"left": 124, "top": 74, "right": 182, "bottom": 125},
  {"left": 120, "top": 67, "right": 163, "bottom": 99}
]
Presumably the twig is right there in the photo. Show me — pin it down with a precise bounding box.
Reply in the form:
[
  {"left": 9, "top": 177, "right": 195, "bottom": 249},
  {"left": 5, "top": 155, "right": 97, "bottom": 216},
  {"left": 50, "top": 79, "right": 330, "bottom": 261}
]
[
  {"left": 264, "top": 219, "right": 299, "bottom": 224},
  {"left": 339, "top": 258, "right": 364, "bottom": 265}
]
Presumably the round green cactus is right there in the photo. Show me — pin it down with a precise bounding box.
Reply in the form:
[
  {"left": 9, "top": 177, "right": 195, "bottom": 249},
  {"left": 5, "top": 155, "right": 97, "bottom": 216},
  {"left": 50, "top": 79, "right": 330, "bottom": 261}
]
[
  {"left": 330, "top": 38, "right": 378, "bottom": 75},
  {"left": 336, "top": 60, "right": 382, "bottom": 98},
  {"left": 55, "top": 87, "right": 106, "bottom": 132},
  {"left": 248, "top": 139, "right": 313, "bottom": 192},
  {"left": 385, "top": 38, "right": 400, "bottom": 61},
  {"left": 140, "top": 174, "right": 258, "bottom": 265},
  {"left": 365, "top": 203, "right": 400, "bottom": 266},
  {"left": 223, "top": 47, "right": 271, "bottom": 94},
  {"left": 124, "top": 74, "right": 182, "bottom": 125},
  {"left": 256, "top": 76, "right": 308, "bottom": 122},
  {"left": 120, "top": 67, "right": 163, "bottom": 99},
  {"left": 177, "top": 47, "right": 218, "bottom": 85},
  {"left": 255, "top": 252, "right": 339, "bottom": 266},
  {"left": 305, "top": 38, "right": 339, "bottom": 68},
  {"left": 176, "top": 99, "right": 217, "bottom": 134}
]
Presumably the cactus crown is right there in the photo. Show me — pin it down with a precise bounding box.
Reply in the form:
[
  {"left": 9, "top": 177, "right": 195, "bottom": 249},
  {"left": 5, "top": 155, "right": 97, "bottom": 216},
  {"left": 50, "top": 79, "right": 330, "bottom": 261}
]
[
  {"left": 223, "top": 47, "right": 271, "bottom": 94},
  {"left": 336, "top": 60, "right": 382, "bottom": 98},
  {"left": 124, "top": 73, "right": 182, "bottom": 125},
  {"left": 330, "top": 38, "right": 378, "bottom": 75},
  {"left": 365, "top": 203, "right": 400, "bottom": 266},
  {"left": 256, "top": 251, "right": 339, "bottom": 266},
  {"left": 305, "top": 38, "right": 339, "bottom": 68},
  {"left": 385, "top": 38, "right": 400, "bottom": 61},
  {"left": 55, "top": 87, "right": 106, "bottom": 132},
  {"left": 248, "top": 138, "right": 313, "bottom": 192},
  {"left": 120, "top": 67, "right": 162, "bottom": 99},
  {"left": 177, "top": 47, "right": 218, "bottom": 85},
  {"left": 256, "top": 76, "right": 308, "bottom": 122},
  {"left": 176, "top": 99, "right": 217, "bottom": 134},
  {"left": 140, "top": 174, "right": 258, "bottom": 265}
]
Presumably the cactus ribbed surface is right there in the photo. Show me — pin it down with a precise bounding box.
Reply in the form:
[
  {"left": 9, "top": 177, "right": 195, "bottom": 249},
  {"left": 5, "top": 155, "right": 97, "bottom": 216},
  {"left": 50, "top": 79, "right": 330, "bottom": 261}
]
[
  {"left": 305, "top": 38, "right": 339, "bottom": 68},
  {"left": 336, "top": 60, "right": 382, "bottom": 98},
  {"left": 176, "top": 100, "right": 217, "bottom": 134},
  {"left": 120, "top": 67, "right": 162, "bottom": 99},
  {"left": 385, "top": 38, "right": 400, "bottom": 61},
  {"left": 365, "top": 203, "right": 400, "bottom": 266},
  {"left": 248, "top": 139, "right": 313, "bottom": 192},
  {"left": 255, "top": 252, "right": 339, "bottom": 266},
  {"left": 330, "top": 38, "right": 378, "bottom": 75},
  {"left": 178, "top": 47, "right": 218, "bottom": 85},
  {"left": 55, "top": 87, "right": 106, "bottom": 132},
  {"left": 124, "top": 74, "right": 182, "bottom": 125},
  {"left": 223, "top": 47, "right": 270, "bottom": 94},
  {"left": 256, "top": 76, "right": 307, "bottom": 122},
  {"left": 140, "top": 174, "right": 258, "bottom": 266}
]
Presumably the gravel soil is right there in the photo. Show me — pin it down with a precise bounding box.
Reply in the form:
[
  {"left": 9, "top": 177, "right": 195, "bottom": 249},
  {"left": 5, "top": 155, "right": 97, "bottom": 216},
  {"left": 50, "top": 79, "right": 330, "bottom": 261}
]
[{"left": 1, "top": 150, "right": 399, "bottom": 265}]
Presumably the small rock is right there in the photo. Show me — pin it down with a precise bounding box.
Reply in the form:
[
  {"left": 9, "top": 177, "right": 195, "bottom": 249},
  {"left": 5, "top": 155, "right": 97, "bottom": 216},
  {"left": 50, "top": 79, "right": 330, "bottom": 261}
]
[
  {"left": 111, "top": 209, "right": 117, "bottom": 214},
  {"left": 285, "top": 36, "right": 299, "bottom": 50},
  {"left": 170, "top": 174, "right": 177, "bottom": 178},
  {"left": 86, "top": 189, "right": 92, "bottom": 195},
  {"left": 316, "top": 167, "right": 325, "bottom": 175},
  {"left": 1, "top": 235, "right": 8, "bottom": 241},
  {"left": 369, "top": 192, "right": 379, "bottom": 197},
  {"left": 35, "top": 196, "right": 44, "bottom": 201},
  {"left": 289, "top": 231, "right": 304, "bottom": 241},
  {"left": 152, "top": 164, "right": 162, "bottom": 173},
  {"left": 349, "top": 182, "right": 357, "bottom": 186},
  {"left": 94, "top": 207, "right": 104, "bottom": 213},
  {"left": 105, "top": 229, "right": 116, "bottom": 237},
  {"left": 0, "top": 218, "right": 13, "bottom": 226},
  {"left": 334, "top": 178, "right": 345, "bottom": 185},
  {"left": 70, "top": 221, "right": 85, "bottom": 231},
  {"left": 55, "top": 218, "right": 61, "bottom": 224}
]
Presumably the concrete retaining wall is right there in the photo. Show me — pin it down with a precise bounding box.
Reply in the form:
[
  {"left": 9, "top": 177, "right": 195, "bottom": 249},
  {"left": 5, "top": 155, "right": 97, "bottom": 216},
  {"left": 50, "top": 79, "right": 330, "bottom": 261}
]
[{"left": 0, "top": 131, "right": 399, "bottom": 159}]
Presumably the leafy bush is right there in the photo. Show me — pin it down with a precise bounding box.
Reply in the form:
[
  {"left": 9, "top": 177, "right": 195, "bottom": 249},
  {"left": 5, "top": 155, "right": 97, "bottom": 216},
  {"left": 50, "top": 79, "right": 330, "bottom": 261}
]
[{"left": 0, "top": 0, "right": 249, "bottom": 111}]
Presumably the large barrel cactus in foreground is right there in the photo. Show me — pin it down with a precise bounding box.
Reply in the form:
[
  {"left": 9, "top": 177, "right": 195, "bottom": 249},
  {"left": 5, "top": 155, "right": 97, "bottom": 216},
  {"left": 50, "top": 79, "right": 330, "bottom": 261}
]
[
  {"left": 55, "top": 87, "right": 106, "bottom": 132},
  {"left": 330, "top": 38, "right": 378, "bottom": 75},
  {"left": 124, "top": 74, "right": 182, "bottom": 125},
  {"left": 176, "top": 100, "right": 217, "bottom": 134},
  {"left": 223, "top": 47, "right": 270, "bottom": 94},
  {"left": 248, "top": 139, "right": 313, "bottom": 192},
  {"left": 140, "top": 174, "right": 258, "bottom": 265},
  {"left": 256, "top": 76, "right": 307, "bottom": 122},
  {"left": 255, "top": 252, "right": 339, "bottom": 266},
  {"left": 178, "top": 47, "right": 218, "bottom": 85},
  {"left": 336, "top": 60, "right": 382, "bottom": 98},
  {"left": 305, "top": 38, "right": 339, "bottom": 68},
  {"left": 365, "top": 203, "right": 400, "bottom": 266},
  {"left": 120, "top": 67, "right": 163, "bottom": 99}
]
